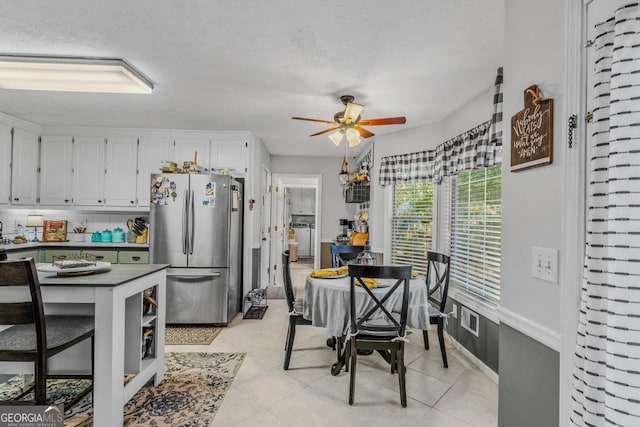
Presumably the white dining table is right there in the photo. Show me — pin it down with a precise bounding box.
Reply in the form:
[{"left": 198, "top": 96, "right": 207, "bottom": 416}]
[{"left": 303, "top": 274, "right": 432, "bottom": 338}]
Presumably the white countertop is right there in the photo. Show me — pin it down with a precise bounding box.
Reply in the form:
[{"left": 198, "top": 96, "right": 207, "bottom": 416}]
[{"left": 1, "top": 241, "right": 149, "bottom": 252}]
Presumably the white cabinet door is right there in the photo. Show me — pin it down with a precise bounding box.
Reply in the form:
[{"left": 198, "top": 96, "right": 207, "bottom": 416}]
[
  {"left": 105, "top": 136, "right": 138, "bottom": 207},
  {"left": 0, "top": 124, "right": 11, "bottom": 205},
  {"left": 137, "top": 136, "right": 172, "bottom": 207},
  {"left": 174, "top": 134, "right": 210, "bottom": 171},
  {"left": 289, "top": 188, "right": 302, "bottom": 214},
  {"left": 40, "top": 136, "right": 73, "bottom": 206},
  {"left": 302, "top": 188, "right": 315, "bottom": 214},
  {"left": 10, "top": 129, "right": 39, "bottom": 205},
  {"left": 73, "top": 137, "right": 106, "bottom": 206},
  {"left": 211, "top": 134, "right": 248, "bottom": 175}
]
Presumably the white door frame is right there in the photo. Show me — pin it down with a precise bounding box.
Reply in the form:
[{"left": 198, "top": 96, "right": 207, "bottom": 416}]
[
  {"left": 270, "top": 173, "right": 322, "bottom": 285},
  {"left": 260, "top": 164, "right": 272, "bottom": 288}
]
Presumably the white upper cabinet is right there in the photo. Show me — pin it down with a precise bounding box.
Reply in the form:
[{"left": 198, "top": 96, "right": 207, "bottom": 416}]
[
  {"left": 174, "top": 134, "right": 210, "bottom": 172},
  {"left": 105, "top": 136, "right": 138, "bottom": 207},
  {"left": 73, "top": 136, "right": 106, "bottom": 206},
  {"left": 40, "top": 136, "right": 73, "bottom": 206},
  {"left": 137, "top": 136, "right": 172, "bottom": 207},
  {"left": 10, "top": 129, "right": 39, "bottom": 205},
  {"left": 301, "top": 188, "right": 315, "bottom": 214},
  {"left": 0, "top": 124, "right": 11, "bottom": 205},
  {"left": 211, "top": 134, "right": 248, "bottom": 175}
]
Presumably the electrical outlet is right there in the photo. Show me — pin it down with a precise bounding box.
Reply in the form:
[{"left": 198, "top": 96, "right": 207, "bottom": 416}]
[
  {"left": 532, "top": 247, "right": 558, "bottom": 283},
  {"left": 452, "top": 303, "right": 458, "bottom": 319}
]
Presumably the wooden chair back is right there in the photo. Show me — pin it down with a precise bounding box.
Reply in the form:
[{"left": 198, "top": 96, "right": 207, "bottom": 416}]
[
  {"left": 281, "top": 250, "right": 296, "bottom": 312},
  {"left": 426, "top": 252, "right": 451, "bottom": 313},
  {"left": 348, "top": 264, "right": 412, "bottom": 337}
]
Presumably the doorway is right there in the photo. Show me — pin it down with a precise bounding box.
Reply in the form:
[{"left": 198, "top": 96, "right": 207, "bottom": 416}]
[{"left": 270, "top": 173, "right": 322, "bottom": 286}]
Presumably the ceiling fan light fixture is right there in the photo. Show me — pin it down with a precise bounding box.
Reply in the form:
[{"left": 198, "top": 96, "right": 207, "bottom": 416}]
[
  {"left": 346, "top": 127, "right": 361, "bottom": 147},
  {"left": 344, "top": 102, "right": 363, "bottom": 124},
  {"left": 0, "top": 54, "right": 154, "bottom": 93},
  {"left": 329, "top": 130, "right": 343, "bottom": 146}
]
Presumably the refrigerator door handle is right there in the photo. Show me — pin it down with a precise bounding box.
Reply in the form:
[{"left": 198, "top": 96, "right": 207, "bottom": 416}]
[
  {"left": 182, "top": 189, "right": 189, "bottom": 254},
  {"left": 167, "top": 272, "right": 222, "bottom": 279},
  {"left": 189, "top": 190, "right": 195, "bottom": 254}
]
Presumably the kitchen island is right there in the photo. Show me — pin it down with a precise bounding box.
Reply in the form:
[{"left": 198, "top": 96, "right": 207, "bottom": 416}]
[{"left": 1, "top": 263, "right": 168, "bottom": 427}]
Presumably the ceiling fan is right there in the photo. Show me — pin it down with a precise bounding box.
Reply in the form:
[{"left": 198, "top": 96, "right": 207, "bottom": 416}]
[{"left": 292, "top": 95, "right": 406, "bottom": 147}]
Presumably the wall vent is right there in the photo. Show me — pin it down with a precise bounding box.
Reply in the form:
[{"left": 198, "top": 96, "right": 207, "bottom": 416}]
[{"left": 460, "top": 305, "right": 480, "bottom": 337}]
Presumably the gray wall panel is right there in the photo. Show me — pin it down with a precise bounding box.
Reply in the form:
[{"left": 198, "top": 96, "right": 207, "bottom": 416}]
[{"left": 498, "top": 324, "right": 559, "bottom": 427}]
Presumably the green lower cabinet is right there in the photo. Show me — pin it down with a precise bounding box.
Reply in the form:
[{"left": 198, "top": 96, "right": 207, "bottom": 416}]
[
  {"left": 41, "top": 249, "right": 80, "bottom": 263},
  {"left": 118, "top": 251, "right": 149, "bottom": 264},
  {"left": 6, "top": 250, "right": 40, "bottom": 262},
  {"left": 81, "top": 249, "right": 118, "bottom": 264}
]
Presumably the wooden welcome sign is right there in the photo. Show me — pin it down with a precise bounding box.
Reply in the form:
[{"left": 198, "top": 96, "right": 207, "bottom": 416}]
[{"left": 510, "top": 85, "right": 553, "bottom": 172}]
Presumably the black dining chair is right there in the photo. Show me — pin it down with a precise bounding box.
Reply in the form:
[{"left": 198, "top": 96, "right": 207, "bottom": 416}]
[
  {"left": 422, "top": 252, "right": 451, "bottom": 368},
  {"left": 347, "top": 264, "right": 412, "bottom": 407},
  {"left": 331, "top": 245, "right": 364, "bottom": 267},
  {"left": 282, "top": 250, "right": 313, "bottom": 370},
  {"left": 0, "top": 258, "right": 94, "bottom": 410}
]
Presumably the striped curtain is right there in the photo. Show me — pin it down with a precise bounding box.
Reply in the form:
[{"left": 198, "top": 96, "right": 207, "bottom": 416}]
[
  {"left": 378, "top": 67, "right": 503, "bottom": 185},
  {"left": 571, "top": 3, "right": 640, "bottom": 426}
]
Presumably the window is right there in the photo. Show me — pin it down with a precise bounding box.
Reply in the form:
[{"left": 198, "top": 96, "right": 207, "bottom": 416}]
[
  {"left": 448, "top": 165, "right": 502, "bottom": 303},
  {"left": 391, "top": 182, "right": 434, "bottom": 275}
]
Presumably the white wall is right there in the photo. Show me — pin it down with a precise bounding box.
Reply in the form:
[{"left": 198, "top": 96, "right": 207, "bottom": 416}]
[
  {"left": 270, "top": 156, "right": 355, "bottom": 240},
  {"left": 501, "top": 0, "right": 566, "bottom": 342}
]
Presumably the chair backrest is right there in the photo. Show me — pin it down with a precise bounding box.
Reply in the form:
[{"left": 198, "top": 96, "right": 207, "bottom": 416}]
[
  {"left": 348, "top": 264, "right": 412, "bottom": 337},
  {"left": 426, "top": 252, "right": 451, "bottom": 312},
  {"left": 0, "top": 259, "right": 47, "bottom": 355},
  {"left": 281, "top": 250, "right": 296, "bottom": 312},
  {"left": 331, "top": 245, "right": 365, "bottom": 267}
]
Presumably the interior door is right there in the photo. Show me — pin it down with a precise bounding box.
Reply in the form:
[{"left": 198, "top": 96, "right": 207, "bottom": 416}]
[{"left": 260, "top": 166, "right": 272, "bottom": 287}]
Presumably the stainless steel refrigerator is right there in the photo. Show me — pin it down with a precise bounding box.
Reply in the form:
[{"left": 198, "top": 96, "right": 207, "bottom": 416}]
[{"left": 149, "top": 174, "right": 242, "bottom": 324}]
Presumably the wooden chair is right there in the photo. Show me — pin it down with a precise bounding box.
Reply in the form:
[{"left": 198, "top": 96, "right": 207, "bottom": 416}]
[
  {"left": 331, "top": 245, "right": 364, "bottom": 267},
  {"left": 347, "top": 264, "right": 412, "bottom": 407},
  {"left": 282, "top": 250, "right": 312, "bottom": 370},
  {"left": 0, "top": 259, "right": 94, "bottom": 410},
  {"left": 421, "top": 252, "right": 451, "bottom": 368}
]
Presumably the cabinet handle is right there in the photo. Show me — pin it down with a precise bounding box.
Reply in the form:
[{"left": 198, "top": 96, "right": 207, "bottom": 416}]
[
  {"left": 13, "top": 198, "right": 19, "bottom": 201},
  {"left": 132, "top": 256, "right": 141, "bottom": 261},
  {"left": 65, "top": 199, "right": 69, "bottom": 203},
  {"left": 130, "top": 200, "right": 134, "bottom": 204},
  {"left": 98, "top": 200, "right": 102, "bottom": 203},
  {"left": 95, "top": 255, "right": 104, "bottom": 260}
]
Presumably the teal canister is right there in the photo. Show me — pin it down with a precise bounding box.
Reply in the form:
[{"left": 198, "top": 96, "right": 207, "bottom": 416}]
[
  {"left": 91, "top": 232, "right": 102, "bottom": 242},
  {"left": 101, "top": 229, "right": 112, "bottom": 243},
  {"left": 112, "top": 227, "right": 125, "bottom": 243}
]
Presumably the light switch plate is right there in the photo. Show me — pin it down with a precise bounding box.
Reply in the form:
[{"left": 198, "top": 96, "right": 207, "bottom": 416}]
[{"left": 532, "top": 247, "right": 558, "bottom": 283}]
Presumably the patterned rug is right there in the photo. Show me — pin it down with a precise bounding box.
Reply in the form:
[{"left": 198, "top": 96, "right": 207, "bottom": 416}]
[
  {"left": 0, "top": 352, "right": 245, "bottom": 426},
  {"left": 165, "top": 325, "right": 222, "bottom": 345}
]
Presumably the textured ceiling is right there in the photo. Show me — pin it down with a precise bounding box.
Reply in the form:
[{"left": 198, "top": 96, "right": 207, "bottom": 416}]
[{"left": 0, "top": 0, "right": 504, "bottom": 156}]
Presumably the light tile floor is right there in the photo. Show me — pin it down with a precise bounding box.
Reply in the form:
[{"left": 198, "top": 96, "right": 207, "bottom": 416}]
[{"left": 166, "top": 268, "right": 498, "bottom": 427}]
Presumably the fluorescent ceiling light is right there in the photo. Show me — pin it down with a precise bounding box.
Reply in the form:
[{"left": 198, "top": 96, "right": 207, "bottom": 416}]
[{"left": 0, "top": 54, "right": 154, "bottom": 94}]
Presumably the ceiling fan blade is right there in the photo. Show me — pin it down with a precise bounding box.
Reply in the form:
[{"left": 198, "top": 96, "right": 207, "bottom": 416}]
[
  {"left": 291, "top": 116, "right": 336, "bottom": 124},
  {"left": 343, "top": 102, "right": 364, "bottom": 124},
  {"left": 357, "top": 116, "right": 407, "bottom": 126},
  {"left": 355, "top": 126, "right": 375, "bottom": 138},
  {"left": 309, "top": 126, "right": 340, "bottom": 137}
]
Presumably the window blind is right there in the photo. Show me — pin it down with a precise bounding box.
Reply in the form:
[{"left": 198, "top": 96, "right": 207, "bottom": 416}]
[
  {"left": 391, "top": 182, "right": 434, "bottom": 275},
  {"left": 448, "top": 166, "right": 502, "bottom": 302}
]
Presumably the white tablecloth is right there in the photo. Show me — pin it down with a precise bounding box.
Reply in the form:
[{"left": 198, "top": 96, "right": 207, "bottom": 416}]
[{"left": 303, "top": 275, "right": 431, "bottom": 337}]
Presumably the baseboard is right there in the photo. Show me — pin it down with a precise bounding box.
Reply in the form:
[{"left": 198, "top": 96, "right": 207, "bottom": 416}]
[{"left": 447, "top": 332, "right": 499, "bottom": 384}]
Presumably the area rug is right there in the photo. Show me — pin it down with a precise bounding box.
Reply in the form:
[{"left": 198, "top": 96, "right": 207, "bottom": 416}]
[
  {"left": 0, "top": 352, "right": 245, "bottom": 426},
  {"left": 243, "top": 305, "right": 268, "bottom": 319},
  {"left": 165, "top": 325, "right": 222, "bottom": 345}
]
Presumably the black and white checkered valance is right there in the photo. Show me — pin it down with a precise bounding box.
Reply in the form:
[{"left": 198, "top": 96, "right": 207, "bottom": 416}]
[{"left": 379, "top": 67, "right": 503, "bottom": 185}]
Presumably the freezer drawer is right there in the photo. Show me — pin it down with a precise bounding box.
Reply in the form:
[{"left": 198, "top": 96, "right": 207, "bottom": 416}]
[{"left": 166, "top": 268, "right": 229, "bottom": 324}]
